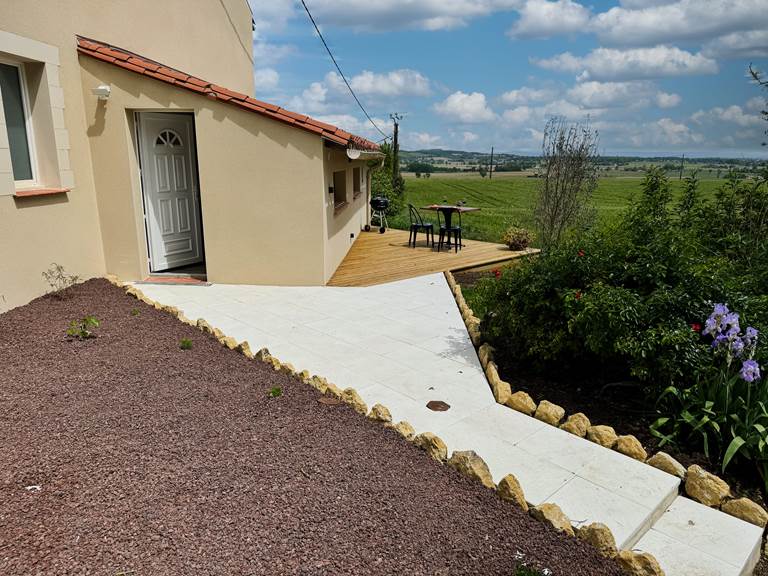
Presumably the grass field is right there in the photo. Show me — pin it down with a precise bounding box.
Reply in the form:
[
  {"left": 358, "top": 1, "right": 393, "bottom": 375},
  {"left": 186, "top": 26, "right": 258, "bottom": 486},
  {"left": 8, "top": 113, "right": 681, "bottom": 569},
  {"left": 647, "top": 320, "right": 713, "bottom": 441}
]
[{"left": 389, "top": 172, "right": 722, "bottom": 244}]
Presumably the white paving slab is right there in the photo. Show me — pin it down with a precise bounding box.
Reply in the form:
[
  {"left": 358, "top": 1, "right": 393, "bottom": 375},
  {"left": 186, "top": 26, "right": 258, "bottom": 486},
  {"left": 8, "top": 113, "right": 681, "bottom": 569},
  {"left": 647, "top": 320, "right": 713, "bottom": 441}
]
[
  {"left": 134, "top": 273, "right": 758, "bottom": 576},
  {"left": 637, "top": 496, "right": 763, "bottom": 576}
]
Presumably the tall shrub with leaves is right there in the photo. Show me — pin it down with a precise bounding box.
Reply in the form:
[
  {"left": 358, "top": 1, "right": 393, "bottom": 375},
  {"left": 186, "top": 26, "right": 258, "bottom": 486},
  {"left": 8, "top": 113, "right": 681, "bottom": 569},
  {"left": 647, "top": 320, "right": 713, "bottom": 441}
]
[{"left": 369, "top": 141, "right": 404, "bottom": 216}]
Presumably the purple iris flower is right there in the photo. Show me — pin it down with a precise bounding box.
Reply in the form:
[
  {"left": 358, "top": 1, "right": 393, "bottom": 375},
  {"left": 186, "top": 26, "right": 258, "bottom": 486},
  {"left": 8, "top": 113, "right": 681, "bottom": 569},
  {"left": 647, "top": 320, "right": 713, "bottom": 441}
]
[
  {"left": 740, "top": 359, "right": 762, "bottom": 382},
  {"left": 730, "top": 338, "right": 745, "bottom": 357},
  {"left": 744, "top": 327, "right": 759, "bottom": 347},
  {"left": 713, "top": 303, "right": 730, "bottom": 316},
  {"left": 723, "top": 312, "right": 740, "bottom": 333},
  {"left": 712, "top": 333, "right": 728, "bottom": 348}
]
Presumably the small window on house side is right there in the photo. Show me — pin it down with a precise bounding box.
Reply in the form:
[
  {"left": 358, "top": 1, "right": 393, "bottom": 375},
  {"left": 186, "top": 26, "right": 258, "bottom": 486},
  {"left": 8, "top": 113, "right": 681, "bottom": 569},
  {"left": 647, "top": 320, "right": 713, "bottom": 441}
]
[
  {"left": 0, "top": 62, "right": 34, "bottom": 182},
  {"left": 353, "top": 167, "right": 361, "bottom": 197},
  {"left": 333, "top": 169, "right": 347, "bottom": 208}
]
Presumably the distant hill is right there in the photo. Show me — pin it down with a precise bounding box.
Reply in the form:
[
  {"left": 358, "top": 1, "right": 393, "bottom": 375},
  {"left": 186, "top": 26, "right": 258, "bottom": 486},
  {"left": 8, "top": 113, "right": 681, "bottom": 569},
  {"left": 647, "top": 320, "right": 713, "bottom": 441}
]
[{"left": 399, "top": 148, "right": 764, "bottom": 175}]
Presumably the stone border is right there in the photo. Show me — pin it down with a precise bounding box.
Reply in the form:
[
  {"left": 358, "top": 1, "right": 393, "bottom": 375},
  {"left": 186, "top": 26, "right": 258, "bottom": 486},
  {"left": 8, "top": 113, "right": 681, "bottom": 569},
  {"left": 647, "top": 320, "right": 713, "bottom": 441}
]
[
  {"left": 445, "top": 271, "right": 768, "bottom": 559},
  {"left": 106, "top": 275, "right": 661, "bottom": 574}
]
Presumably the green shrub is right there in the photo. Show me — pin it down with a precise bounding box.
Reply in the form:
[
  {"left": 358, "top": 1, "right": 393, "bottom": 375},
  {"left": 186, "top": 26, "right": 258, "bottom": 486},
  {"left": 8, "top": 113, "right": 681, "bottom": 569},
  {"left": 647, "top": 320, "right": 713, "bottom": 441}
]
[
  {"left": 480, "top": 167, "right": 767, "bottom": 393},
  {"left": 268, "top": 386, "right": 282, "bottom": 398},
  {"left": 67, "top": 316, "right": 99, "bottom": 340},
  {"left": 502, "top": 226, "right": 534, "bottom": 250},
  {"left": 179, "top": 338, "right": 193, "bottom": 350}
]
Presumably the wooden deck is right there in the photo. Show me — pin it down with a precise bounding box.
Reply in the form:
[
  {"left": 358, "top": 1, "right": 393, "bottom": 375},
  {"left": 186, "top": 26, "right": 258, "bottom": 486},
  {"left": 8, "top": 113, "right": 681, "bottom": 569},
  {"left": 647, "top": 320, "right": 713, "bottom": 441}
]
[{"left": 328, "top": 228, "right": 536, "bottom": 287}]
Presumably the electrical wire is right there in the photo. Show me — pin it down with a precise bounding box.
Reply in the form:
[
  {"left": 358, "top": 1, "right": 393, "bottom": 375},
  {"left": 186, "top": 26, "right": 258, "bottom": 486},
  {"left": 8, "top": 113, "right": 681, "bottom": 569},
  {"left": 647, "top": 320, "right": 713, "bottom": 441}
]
[{"left": 299, "top": 0, "right": 390, "bottom": 141}]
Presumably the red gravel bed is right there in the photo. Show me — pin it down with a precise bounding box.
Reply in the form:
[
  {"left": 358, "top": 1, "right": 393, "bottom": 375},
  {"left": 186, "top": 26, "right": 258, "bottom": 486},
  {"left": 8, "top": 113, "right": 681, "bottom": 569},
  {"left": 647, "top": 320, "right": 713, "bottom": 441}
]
[{"left": 0, "top": 279, "right": 623, "bottom": 576}]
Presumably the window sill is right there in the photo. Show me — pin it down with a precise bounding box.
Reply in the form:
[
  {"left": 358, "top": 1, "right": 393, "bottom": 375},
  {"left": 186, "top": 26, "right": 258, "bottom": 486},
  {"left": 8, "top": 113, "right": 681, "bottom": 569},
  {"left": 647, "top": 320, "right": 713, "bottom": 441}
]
[
  {"left": 13, "top": 187, "right": 69, "bottom": 198},
  {"left": 334, "top": 201, "right": 348, "bottom": 214}
]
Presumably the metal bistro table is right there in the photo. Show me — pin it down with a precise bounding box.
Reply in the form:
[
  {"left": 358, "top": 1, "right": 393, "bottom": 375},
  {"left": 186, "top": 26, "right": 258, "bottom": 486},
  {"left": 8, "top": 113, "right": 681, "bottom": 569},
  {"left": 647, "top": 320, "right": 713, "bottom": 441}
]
[{"left": 422, "top": 204, "right": 480, "bottom": 249}]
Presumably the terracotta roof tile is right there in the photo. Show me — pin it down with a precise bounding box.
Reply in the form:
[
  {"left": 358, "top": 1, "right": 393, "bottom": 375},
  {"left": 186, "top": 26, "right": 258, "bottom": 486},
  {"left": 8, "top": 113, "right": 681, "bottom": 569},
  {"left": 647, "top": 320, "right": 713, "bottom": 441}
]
[{"left": 76, "top": 35, "right": 380, "bottom": 152}]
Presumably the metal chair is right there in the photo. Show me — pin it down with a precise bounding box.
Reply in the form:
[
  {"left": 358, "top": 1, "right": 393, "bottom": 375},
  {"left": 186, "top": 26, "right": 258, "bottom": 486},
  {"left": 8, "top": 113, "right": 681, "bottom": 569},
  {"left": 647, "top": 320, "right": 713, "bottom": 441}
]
[
  {"left": 408, "top": 204, "right": 435, "bottom": 248},
  {"left": 437, "top": 209, "right": 462, "bottom": 253}
]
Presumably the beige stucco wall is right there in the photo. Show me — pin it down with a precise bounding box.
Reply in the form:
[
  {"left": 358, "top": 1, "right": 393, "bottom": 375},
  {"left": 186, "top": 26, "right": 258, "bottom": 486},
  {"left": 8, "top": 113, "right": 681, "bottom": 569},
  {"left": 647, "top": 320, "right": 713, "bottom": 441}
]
[
  {"left": 0, "top": 0, "right": 254, "bottom": 311},
  {"left": 323, "top": 149, "right": 370, "bottom": 283},
  {"left": 0, "top": 0, "right": 254, "bottom": 96},
  {"left": 80, "top": 57, "right": 328, "bottom": 286}
]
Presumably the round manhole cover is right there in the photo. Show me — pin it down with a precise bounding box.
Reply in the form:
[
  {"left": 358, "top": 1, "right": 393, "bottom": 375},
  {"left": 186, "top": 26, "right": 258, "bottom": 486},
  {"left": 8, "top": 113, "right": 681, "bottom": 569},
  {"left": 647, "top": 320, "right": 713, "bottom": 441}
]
[{"left": 426, "top": 400, "right": 451, "bottom": 412}]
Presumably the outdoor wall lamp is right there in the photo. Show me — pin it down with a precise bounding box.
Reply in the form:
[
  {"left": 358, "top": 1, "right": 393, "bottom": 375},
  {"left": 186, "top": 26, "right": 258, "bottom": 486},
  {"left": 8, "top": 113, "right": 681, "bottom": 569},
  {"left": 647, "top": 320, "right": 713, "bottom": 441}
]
[{"left": 91, "top": 84, "right": 111, "bottom": 100}]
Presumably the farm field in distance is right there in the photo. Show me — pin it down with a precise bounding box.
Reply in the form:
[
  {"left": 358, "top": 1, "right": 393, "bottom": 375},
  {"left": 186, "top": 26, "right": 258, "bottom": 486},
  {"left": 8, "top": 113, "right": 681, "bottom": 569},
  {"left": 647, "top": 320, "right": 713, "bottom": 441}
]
[{"left": 389, "top": 172, "right": 722, "bottom": 244}]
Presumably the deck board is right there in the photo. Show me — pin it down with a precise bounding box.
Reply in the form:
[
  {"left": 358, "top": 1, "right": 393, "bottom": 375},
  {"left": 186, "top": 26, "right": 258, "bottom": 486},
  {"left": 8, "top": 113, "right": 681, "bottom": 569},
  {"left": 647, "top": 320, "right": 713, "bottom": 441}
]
[{"left": 328, "top": 228, "right": 535, "bottom": 287}]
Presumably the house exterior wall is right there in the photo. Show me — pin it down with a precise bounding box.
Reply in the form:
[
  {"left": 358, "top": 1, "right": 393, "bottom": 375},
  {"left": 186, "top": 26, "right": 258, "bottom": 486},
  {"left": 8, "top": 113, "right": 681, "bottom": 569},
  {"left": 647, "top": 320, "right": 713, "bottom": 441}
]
[
  {"left": 0, "top": 0, "right": 254, "bottom": 311},
  {"left": 323, "top": 148, "right": 370, "bottom": 283},
  {"left": 80, "top": 58, "right": 328, "bottom": 286}
]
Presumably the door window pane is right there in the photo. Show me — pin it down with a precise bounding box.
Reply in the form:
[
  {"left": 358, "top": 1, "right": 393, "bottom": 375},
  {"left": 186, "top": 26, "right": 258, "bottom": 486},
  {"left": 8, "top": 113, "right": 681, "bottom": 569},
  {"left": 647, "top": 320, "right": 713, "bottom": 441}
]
[{"left": 0, "top": 63, "right": 33, "bottom": 181}]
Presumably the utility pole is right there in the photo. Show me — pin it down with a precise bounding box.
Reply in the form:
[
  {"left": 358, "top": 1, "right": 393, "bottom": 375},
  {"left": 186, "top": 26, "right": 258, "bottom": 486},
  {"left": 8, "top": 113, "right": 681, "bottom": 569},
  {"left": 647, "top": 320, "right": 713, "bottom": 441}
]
[
  {"left": 489, "top": 146, "right": 494, "bottom": 180},
  {"left": 390, "top": 113, "right": 403, "bottom": 190}
]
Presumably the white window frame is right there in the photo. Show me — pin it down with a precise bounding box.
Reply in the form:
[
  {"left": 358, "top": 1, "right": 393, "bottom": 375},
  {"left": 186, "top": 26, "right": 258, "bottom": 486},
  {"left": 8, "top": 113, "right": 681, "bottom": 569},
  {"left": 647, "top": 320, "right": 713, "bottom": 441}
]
[{"left": 0, "top": 57, "right": 38, "bottom": 188}]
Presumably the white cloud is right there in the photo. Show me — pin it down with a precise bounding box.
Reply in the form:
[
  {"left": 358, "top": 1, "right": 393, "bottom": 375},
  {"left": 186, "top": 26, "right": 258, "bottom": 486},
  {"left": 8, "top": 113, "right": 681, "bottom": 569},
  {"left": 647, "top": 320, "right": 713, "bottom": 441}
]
[
  {"left": 254, "top": 68, "right": 279, "bottom": 92},
  {"left": 249, "top": 0, "right": 297, "bottom": 64},
  {"left": 702, "top": 29, "right": 768, "bottom": 59},
  {"left": 691, "top": 104, "right": 763, "bottom": 127},
  {"left": 326, "top": 69, "right": 431, "bottom": 97},
  {"left": 407, "top": 132, "right": 442, "bottom": 146},
  {"left": 655, "top": 92, "right": 681, "bottom": 108},
  {"left": 305, "top": 0, "right": 523, "bottom": 32},
  {"left": 591, "top": 0, "right": 768, "bottom": 47},
  {"left": 288, "top": 81, "right": 329, "bottom": 114},
  {"left": 462, "top": 131, "right": 479, "bottom": 143},
  {"left": 746, "top": 97, "right": 765, "bottom": 112},
  {"left": 507, "top": 0, "right": 590, "bottom": 39},
  {"left": 434, "top": 91, "right": 496, "bottom": 123},
  {"left": 534, "top": 46, "right": 718, "bottom": 81},
  {"left": 500, "top": 86, "right": 556, "bottom": 105},
  {"left": 629, "top": 118, "right": 703, "bottom": 147},
  {"left": 313, "top": 114, "right": 393, "bottom": 138},
  {"left": 502, "top": 106, "right": 533, "bottom": 124},
  {"left": 287, "top": 68, "right": 431, "bottom": 115}
]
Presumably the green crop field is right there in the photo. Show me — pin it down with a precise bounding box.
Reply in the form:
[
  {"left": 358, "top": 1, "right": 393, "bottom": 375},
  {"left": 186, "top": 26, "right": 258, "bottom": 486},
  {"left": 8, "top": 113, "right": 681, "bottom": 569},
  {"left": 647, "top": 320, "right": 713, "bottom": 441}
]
[{"left": 388, "top": 173, "right": 722, "bottom": 244}]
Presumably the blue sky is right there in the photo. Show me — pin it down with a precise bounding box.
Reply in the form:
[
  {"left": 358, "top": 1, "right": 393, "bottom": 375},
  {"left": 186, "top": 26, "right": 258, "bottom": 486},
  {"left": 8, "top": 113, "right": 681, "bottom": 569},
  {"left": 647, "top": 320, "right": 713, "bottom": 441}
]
[{"left": 248, "top": 0, "right": 768, "bottom": 157}]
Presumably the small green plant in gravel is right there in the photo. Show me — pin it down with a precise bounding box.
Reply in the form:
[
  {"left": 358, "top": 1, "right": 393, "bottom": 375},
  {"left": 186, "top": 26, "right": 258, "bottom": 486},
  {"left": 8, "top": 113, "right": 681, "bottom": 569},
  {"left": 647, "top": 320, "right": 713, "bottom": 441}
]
[
  {"left": 130, "top": 308, "right": 140, "bottom": 317},
  {"left": 268, "top": 386, "right": 282, "bottom": 398},
  {"left": 67, "top": 316, "right": 99, "bottom": 340},
  {"left": 42, "top": 263, "right": 80, "bottom": 297},
  {"left": 179, "top": 338, "right": 193, "bottom": 350}
]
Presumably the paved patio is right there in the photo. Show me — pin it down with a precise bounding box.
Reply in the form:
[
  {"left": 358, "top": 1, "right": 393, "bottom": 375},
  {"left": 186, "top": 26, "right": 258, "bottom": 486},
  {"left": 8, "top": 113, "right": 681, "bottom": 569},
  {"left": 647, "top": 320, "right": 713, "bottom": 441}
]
[{"left": 135, "top": 273, "right": 762, "bottom": 576}]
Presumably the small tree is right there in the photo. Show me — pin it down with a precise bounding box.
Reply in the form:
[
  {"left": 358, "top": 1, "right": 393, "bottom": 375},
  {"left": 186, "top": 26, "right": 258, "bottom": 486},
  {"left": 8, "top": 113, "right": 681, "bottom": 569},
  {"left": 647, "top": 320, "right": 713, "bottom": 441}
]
[
  {"left": 749, "top": 64, "right": 768, "bottom": 146},
  {"left": 534, "top": 117, "right": 599, "bottom": 249},
  {"left": 478, "top": 164, "right": 487, "bottom": 178}
]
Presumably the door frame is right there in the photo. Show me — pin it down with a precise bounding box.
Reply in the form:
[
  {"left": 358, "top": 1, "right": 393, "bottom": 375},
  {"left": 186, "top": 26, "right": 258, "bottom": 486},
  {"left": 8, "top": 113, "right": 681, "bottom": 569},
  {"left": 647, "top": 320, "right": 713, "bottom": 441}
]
[{"left": 134, "top": 110, "right": 205, "bottom": 274}]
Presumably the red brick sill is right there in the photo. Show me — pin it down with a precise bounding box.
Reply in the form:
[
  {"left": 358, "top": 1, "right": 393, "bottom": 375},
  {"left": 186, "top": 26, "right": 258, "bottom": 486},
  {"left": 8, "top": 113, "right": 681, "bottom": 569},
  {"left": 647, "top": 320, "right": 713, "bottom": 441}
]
[{"left": 13, "top": 187, "right": 70, "bottom": 198}]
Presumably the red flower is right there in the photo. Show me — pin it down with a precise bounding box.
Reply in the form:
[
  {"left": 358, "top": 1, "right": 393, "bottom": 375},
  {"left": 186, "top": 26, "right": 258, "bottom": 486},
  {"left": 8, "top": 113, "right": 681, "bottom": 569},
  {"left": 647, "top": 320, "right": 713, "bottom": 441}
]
[
  {"left": 691, "top": 323, "right": 702, "bottom": 332},
  {"left": 492, "top": 268, "right": 501, "bottom": 278},
  {"left": 575, "top": 290, "right": 582, "bottom": 300},
  {"left": 577, "top": 250, "right": 585, "bottom": 257}
]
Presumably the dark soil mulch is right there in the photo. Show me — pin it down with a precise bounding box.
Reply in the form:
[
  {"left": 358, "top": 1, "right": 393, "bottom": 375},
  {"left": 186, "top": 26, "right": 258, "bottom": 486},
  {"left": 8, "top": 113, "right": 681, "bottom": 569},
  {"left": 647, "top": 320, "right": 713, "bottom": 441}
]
[{"left": 0, "top": 279, "right": 623, "bottom": 576}]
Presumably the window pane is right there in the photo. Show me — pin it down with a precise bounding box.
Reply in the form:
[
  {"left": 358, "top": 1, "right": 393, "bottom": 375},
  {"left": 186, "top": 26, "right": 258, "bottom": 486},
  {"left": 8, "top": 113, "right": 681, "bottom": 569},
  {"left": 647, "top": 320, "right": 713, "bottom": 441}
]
[{"left": 0, "top": 63, "right": 33, "bottom": 181}]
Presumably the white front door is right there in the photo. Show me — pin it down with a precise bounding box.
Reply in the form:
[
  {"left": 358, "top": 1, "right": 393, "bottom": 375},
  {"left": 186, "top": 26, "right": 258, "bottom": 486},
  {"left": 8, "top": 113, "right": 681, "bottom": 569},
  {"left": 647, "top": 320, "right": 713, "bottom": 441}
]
[{"left": 138, "top": 112, "right": 203, "bottom": 272}]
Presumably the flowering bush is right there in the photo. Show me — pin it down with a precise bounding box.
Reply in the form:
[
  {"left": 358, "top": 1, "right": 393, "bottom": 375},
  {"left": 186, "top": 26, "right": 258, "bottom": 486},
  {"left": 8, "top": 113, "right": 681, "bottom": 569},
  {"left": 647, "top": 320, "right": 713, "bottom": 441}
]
[
  {"left": 653, "top": 304, "right": 768, "bottom": 489},
  {"left": 502, "top": 226, "right": 534, "bottom": 251}
]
